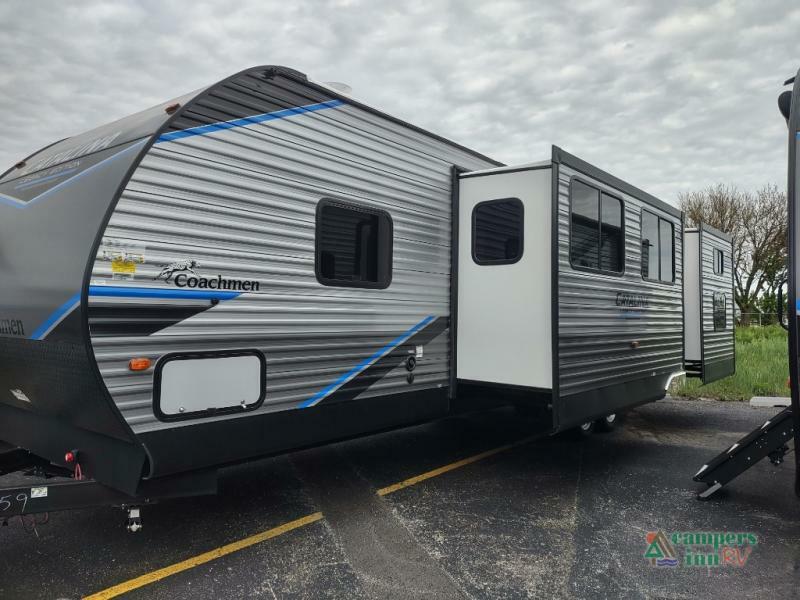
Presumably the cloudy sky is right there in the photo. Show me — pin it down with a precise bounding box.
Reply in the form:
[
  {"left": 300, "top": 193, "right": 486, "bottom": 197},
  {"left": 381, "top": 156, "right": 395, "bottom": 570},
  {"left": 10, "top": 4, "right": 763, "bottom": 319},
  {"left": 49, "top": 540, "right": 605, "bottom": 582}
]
[{"left": 0, "top": 0, "right": 797, "bottom": 203}]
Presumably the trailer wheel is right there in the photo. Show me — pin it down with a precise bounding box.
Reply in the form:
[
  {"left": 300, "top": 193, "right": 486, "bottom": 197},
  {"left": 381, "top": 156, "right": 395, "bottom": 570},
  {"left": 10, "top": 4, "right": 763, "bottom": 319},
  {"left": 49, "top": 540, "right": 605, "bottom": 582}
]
[
  {"left": 595, "top": 413, "right": 618, "bottom": 432},
  {"left": 572, "top": 420, "right": 595, "bottom": 438}
]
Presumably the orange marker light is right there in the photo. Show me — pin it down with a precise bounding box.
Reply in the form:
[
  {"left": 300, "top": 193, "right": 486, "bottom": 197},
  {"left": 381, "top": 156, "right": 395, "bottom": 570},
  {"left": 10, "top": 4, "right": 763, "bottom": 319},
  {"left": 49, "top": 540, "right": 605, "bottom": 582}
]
[{"left": 129, "top": 357, "right": 152, "bottom": 372}]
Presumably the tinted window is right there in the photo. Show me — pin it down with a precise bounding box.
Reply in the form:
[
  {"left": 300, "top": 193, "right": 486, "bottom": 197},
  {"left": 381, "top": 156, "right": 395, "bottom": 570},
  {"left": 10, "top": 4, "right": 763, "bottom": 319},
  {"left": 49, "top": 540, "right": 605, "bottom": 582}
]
[
  {"left": 316, "top": 200, "right": 392, "bottom": 289},
  {"left": 659, "top": 219, "right": 675, "bottom": 282},
  {"left": 600, "top": 194, "right": 623, "bottom": 272},
  {"left": 570, "top": 181, "right": 600, "bottom": 269},
  {"left": 472, "top": 198, "right": 524, "bottom": 265},
  {"left": 641, "top": 210, "right": 675, "bottom": 283},
  {"left": 641, "top": 211, "right": 659, "bottom": 280},
  {"left": 713, "top": 292, "right": 727, "bottom": 330},
  {"left": 713, "top": 248, "right": 725, "bottom": 275},
  {"left": 570, "top": 180, "right": 623, "bottom": 273}
]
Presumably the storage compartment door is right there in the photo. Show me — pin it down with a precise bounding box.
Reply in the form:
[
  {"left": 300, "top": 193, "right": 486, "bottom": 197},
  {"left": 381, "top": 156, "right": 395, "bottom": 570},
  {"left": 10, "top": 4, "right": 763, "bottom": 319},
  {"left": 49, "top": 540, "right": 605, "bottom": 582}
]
[{"left": 154, "top": 350, "right": 266, "bottom": 421}]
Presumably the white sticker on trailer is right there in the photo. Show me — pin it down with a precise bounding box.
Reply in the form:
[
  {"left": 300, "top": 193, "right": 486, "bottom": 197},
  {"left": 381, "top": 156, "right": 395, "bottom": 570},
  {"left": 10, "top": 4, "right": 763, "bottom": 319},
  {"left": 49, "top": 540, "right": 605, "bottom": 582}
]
[{"left": 30, "top": 487, "right": 48, "bottom": 498}]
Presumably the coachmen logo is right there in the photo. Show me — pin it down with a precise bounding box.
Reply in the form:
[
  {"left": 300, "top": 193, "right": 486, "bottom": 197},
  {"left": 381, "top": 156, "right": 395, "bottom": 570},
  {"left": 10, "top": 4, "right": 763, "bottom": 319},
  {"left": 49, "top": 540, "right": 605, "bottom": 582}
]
[
  {"left": 156, "top": 260, "right": 260, "bottom": 292},
  {"left": 616, "top": 292, "right": 649, "bottom": 308},
  {"left": 157, "top": 260, "right": 200, "bottom": 282},
  {"left": 0, "top": 319, "right": 25, "bottom": 336}
]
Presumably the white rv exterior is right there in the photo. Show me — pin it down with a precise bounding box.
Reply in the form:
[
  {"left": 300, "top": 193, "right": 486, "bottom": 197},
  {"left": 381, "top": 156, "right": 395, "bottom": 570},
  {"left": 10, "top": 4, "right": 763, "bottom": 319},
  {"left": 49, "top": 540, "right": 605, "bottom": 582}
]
[{"left": 0, "top": 65, "right": 735, "bottom": 499}]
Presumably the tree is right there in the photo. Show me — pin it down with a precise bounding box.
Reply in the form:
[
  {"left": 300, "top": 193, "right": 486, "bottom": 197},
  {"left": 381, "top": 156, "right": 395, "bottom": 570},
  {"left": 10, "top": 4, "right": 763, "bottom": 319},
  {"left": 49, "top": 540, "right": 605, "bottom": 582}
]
[{"left": 679, "top": 184, "right": 787, "bottom": 325}]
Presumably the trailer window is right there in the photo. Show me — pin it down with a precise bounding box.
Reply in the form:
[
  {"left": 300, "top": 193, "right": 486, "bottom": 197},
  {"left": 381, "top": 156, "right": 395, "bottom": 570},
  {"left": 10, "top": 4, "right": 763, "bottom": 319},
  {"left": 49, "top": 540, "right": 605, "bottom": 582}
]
[
  {"left": 713, "top": 292, "right": 727, "bottom": 330},
  {"left": 569, "top": 180, "right": 623, "bottom": 273},
  {"left": 641, "top": 210, "right": 674, "bottom": 283},
  {"left": 316, "top": 199, "right": 393, "bottom": 289},
  {"left": 713, "top": 248, "right": 725, "bottom": 275},
  {"left": 659, "top": 219, "right": 675, "bottom": 281},
  {"left": 472, "top": 198, "right": 524, "bottom": 265}
]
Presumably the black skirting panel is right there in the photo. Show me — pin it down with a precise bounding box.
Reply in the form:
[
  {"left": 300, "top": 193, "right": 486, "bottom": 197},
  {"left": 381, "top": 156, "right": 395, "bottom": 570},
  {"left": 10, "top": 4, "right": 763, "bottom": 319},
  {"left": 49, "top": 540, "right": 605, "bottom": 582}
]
[
  {"left": 685, "top": 357, "right": 735, "bottom": 384},
  {"left": 557, "top": 373, "right": 671, "bottom": 431},
  {"left": 140, "top": 387, "right": 450, "bottom": 479},
  {"left": 0, "top": 402, "right": 146, "bottom": 495},
  {"left": 0, "top": 337, "right": 146, "bottom": 494},
  {"left": 703, "top": 357, "right": 736, "bottom": 385}
]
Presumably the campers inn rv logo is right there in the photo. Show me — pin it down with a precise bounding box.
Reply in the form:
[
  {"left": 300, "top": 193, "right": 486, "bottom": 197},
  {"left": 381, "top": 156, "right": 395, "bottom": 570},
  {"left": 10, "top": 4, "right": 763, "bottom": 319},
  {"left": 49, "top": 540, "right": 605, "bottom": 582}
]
[
  {"left": 644, "top": 530, "right": 757, "bottom": 568},
  {"left": 155, "top": 260, "right": 260, "bottom": 292}
]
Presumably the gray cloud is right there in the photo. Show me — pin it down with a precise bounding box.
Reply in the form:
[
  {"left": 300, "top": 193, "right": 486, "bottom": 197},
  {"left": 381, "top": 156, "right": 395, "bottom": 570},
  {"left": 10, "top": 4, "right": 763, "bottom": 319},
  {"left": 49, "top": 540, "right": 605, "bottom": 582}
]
[{"left": 0, "top": 0, "right": 797, "bottom": 202}]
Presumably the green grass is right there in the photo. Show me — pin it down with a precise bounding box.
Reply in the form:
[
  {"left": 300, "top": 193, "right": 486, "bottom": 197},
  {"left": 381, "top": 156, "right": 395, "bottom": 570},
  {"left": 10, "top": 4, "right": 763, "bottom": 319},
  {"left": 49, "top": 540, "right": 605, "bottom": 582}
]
[{"left": 673, "top": 325, "right": 789, "bottom": 401}]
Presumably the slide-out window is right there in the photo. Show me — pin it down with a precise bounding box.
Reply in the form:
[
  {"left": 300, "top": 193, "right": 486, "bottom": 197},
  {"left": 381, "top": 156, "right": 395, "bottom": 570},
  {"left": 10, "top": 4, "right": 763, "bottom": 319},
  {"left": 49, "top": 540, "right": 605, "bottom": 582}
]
[
  {"left": 713, "top": 292, "right": 727, "bottom": 331},
  {"left": 472, "top": 198, "right": 524, "bottom": 265},
  {"left": 315, "top": 199, "right": 393, "bottom": 289},
  {"left": 641, "top": 210, "right": 675, "bottom": 283},
  {"left": 569, "top": 179, "right": 624, "bottom": 274},
  {"left": 713, "top": 248, "right": 725, "bottom": 275}
]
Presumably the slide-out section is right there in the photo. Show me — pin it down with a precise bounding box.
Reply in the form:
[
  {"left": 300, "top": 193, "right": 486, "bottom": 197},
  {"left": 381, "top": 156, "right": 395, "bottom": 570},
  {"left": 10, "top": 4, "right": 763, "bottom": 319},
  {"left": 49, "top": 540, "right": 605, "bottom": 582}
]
[
  {"left": 554, "top": 148, "right": 685, "bottom": 429},
  {"left": 684, "top": 224, "right": 735, "bottom": 383},
  {"left": 456, "top": 164, "right": 553, "bottom": 394}
]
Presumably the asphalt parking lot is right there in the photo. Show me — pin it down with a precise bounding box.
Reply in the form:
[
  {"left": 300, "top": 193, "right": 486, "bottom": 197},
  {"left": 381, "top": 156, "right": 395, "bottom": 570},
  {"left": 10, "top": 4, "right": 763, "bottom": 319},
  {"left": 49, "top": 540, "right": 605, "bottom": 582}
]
[{"left": 1, "top": 397, "right": 799, "bottom": 599}]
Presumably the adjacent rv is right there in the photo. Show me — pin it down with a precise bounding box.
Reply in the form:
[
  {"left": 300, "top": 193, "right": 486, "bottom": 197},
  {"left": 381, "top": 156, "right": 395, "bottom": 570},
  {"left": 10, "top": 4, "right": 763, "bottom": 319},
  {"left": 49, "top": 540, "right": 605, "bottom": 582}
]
[{"left": 0, "top": 65, "right": 734, "bottom": 521}]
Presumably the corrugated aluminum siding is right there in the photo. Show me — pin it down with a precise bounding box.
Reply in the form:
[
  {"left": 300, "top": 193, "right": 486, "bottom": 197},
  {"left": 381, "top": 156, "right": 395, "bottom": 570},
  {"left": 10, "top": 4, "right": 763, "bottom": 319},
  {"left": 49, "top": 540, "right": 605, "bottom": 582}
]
[
  {"left": 89, "top": 73, "right": 495, "bottom": 433},
  {"left": 700, "top": 229, "right": 735, "bottom": 367},
  {"left": 557, "top": 164, "right": 684, "bottom": 397}
]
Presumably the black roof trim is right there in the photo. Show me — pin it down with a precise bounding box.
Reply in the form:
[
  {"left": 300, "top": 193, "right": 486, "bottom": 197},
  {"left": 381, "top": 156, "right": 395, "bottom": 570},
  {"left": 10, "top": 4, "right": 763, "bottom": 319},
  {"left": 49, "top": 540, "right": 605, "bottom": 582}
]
[
  {"left": 551, "top": 146, "right": 682, "bottom": 219},
  {"left": 257, "top": 66, "right": 503, "bottom": 167}
]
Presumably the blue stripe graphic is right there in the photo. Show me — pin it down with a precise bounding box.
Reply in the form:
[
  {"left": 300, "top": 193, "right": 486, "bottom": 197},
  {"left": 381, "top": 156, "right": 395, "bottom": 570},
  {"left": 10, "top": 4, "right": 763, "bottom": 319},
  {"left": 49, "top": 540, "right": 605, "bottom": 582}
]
[
  {"left": 14, "top": 167, "right": 79, "bottom": 190},
  {"left": 156, "top": 99, "right": 345, "bottom": 144},
  {"left": 30, "top": 293, "right": 81, "bottom": 340},
  {"left": 300, "top": 315, "right": 435, "bottom": 409},
  {"left": 88, "top": 286, "right": 241, "bottom": 301},
  {"left": 30, "top": 285, "right": 242, "bottom": 341},
  {"left": 0, "top": 139, "right": 147, "bottom": 209}
]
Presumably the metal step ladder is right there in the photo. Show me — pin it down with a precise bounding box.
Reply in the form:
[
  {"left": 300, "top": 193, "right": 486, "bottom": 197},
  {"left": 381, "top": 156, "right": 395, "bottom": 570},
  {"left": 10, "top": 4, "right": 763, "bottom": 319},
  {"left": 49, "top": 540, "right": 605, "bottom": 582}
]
[{"left": 694, "top": 408, "right": 795, "bottom": 499}]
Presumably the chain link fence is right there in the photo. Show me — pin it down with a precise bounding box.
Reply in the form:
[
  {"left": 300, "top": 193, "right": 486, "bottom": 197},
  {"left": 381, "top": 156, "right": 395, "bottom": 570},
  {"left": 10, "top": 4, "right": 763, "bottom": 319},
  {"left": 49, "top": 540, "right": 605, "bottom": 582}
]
[{"left": 738, "top": 312, "right": 783, "bottom": 327}]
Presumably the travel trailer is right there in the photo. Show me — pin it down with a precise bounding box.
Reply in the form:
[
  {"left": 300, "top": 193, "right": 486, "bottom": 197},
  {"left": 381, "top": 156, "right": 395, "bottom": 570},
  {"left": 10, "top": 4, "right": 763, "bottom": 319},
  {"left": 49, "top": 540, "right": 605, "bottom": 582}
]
[{"left": 0, "top": 66, "right": 734, "bottom": 526}]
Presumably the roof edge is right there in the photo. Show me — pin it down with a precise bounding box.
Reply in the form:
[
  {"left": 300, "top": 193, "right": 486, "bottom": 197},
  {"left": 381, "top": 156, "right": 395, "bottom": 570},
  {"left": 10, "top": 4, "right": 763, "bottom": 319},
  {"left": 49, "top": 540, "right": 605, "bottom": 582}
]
[
  {"left": 552, "top": 145, "right": 681, "bottom": 219},
  {"left": 699, "top": 221, "right": 733, "bottom": 243},
  {"left": 233, "top": 65, "right": 504, "bottom": 167}
]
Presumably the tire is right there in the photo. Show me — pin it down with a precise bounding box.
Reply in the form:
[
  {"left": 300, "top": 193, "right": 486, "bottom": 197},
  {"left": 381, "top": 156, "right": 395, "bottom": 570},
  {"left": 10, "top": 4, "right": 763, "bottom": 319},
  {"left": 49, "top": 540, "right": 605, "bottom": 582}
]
[
  {"left": 595, "top": 413, "right": 618, "bottom": 433},
  {"left": 572, "top": 420, "right": 595, "bottom": 438}
]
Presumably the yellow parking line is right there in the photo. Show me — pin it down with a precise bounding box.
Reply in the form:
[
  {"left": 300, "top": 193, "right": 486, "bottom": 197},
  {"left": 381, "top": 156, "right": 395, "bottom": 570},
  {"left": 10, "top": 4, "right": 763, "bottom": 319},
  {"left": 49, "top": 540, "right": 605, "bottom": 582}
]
[
  {"left": 377, "top": 435, "right": 534, "bottom": 496},
  {"left": 83, "top": 512, "right": 323, "bottom": 600},
  {"left": 85, "top": 434, "right": 534, "bottom": 599}
]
